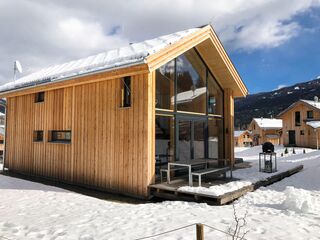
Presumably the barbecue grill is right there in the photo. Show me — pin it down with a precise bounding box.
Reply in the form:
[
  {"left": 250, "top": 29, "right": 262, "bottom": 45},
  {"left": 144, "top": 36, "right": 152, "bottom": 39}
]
[
  {"left": 259, "top": 142, "right": 277, "bottom": 173},
  {"left": 262, "top": 142, "right": 274, "bottom": 153}
]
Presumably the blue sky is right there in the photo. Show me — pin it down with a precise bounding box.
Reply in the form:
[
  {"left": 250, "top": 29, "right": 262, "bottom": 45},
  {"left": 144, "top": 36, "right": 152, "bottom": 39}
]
[{"left": 230, "top": 8, "right": 320, "bottom": 93}]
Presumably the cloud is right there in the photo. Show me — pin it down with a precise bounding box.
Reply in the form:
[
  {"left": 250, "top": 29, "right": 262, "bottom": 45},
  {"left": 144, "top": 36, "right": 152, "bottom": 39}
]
[{"left": 0, "top": 0, "right": 319, "bottom": 85}]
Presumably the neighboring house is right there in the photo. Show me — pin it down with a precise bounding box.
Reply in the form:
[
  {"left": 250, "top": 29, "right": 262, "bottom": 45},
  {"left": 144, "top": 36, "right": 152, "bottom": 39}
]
[
  {"left": 0, "top": 25, "right": 248, "bottom": 198},
  {"left": 248, "top": 118, "right": 283, "bottom": 146},
  {"left": 234, "top": 130, "right": 252, "bottom": 147},
  {"left": 278, "top": 99, "right": 320, "bottom": 149}
]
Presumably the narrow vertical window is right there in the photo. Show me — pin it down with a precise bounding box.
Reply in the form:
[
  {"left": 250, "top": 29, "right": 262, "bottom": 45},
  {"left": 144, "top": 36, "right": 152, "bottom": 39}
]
[
  {"left": 307, "top": 110, "right": 313, "bottom": 119},
  {"left": 295, "top": 111, "right": 301, "bottom": 126},
  {"left": 35, "top": 92, "right": 45, "bottom": 103},
  {"left": 121, "top": 76, "right": 131, "bottom": 107},
  {"left": 33, "top": 130, "right": 44, "bottom": 142}
]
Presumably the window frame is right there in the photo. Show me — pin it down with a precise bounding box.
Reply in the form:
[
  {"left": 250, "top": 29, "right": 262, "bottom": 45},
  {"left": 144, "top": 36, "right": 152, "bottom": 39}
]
[
  {"left": 35, "top": 92, "right": 45, "bottom": 103},
  {"left": 33, "top": 130, "right": 44, "bottom": 142},
  {"left": 121, "top": 76, "right": 132, "bottom": 108},
  {"left": 307, "top": 110, "right": 314, "bottom": 119},
  {"left": 295, "top": 111, "right": 301, "bottom": 126},
  {"left": 48, "top": 130, "right": 71, "bottom": 143}
]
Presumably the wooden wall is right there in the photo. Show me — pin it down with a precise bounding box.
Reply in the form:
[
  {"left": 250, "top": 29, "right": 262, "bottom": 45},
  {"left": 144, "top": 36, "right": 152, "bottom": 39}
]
[
  {"left": 5, "top": 73, "right": 155, "bottom": 197},
  {"left": 280, "top": 102, "right": 320, "bottom": 148}
]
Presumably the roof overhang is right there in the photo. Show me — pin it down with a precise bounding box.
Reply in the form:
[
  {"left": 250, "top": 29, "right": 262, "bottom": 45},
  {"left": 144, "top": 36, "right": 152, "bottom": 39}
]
[{"left": 146, "top": 25, "right": 248, "bottom": 98}]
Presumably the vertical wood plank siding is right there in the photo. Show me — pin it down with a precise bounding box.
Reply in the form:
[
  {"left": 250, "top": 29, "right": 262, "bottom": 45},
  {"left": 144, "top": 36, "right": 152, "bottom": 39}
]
[{"left": 5, "top": 73, "right": 154, "bottom": 197}]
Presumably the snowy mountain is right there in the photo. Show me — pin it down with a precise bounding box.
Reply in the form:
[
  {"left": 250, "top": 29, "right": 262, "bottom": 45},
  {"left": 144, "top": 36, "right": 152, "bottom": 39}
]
[{"left": 235, "top": 77, "right": 320, "bottom": 129}]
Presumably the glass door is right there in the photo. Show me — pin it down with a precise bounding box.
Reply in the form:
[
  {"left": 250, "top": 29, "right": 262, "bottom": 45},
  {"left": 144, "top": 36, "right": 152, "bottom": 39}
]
[{"left": 177, "top": 118, "right": 206, "bottom": 161}]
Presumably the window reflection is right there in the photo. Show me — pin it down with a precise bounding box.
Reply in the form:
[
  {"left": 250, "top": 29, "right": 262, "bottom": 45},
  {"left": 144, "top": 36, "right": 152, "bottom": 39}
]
[
  {"left": 208, "top": 118, "right": 224, "bottom": 159},
  {"left": 156, "top": 60, "right": 175, "bottom": 110},
  {"left": 176, "top": 49, "right": 206, "bottom": 113},
  {"left": 208, "top": 73, "right": 223, "bottom": 115}
]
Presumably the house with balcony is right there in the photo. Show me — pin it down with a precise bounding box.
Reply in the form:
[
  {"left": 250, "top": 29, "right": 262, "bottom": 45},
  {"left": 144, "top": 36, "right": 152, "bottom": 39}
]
[{"left": 278, "top": 99, "right": 320, "bottom": 149}]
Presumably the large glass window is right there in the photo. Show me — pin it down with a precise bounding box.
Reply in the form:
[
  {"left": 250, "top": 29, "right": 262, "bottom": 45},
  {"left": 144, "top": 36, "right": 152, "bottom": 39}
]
[
  {"left": 208, "top": 118, "right": 224, "bottom": 159},
  {"left": 176, "top": 49, "right": 207, "bottom": 113},
  {"left": 208, "top": 73, "right": 223, "bottom": 115},
  {"left": 155, "top": 60, "right": 175, "bottom": 110},
  {"left": 155, "top": 116, "right": 175, "bottom": 169}
]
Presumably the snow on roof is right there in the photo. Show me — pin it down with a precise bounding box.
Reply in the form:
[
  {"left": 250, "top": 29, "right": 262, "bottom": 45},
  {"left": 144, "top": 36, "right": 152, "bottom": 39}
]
[
  {"left": 306, "top": 121, "right": 320, "bottom": 129},
  {"left": 300, "top": 99, "right": 320, "bottom": 110},
  {"left": 234, "top": 131, "right": 245, "bottom": 137},
  {"left": 0, "top": 28, "right": 201, "bottom": 93},
  {"left": 253, "top": 118, "right": 282, "bottom": 129}
]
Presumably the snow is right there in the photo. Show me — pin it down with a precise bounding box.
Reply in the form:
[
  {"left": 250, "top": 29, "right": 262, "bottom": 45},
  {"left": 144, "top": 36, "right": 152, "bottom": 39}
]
[
  {"left": 306, "top": 121, "right": 320, "bottom": 129},
  {"left": 294, "top": 86, "right": 300, "bottom": 90},
  {"left": 253, "top": 118, "right": 282, "bottom": 129},
  {"left": 301, "top": 99, "right": 320, "bottom": 110},
  {"left": 234, "top": 130, "right": 245, "bottom": 137},
  {"left": 0, "top": 28, "right": 200, "bottom": 93},
  {"left": 0, "top": 146, "right": 320, "bottom": 239}
]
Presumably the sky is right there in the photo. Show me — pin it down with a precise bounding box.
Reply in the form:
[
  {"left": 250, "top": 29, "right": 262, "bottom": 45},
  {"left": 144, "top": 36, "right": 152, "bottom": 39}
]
[{"left": 0, "top": 0, "right": 320, "bottom": 94}]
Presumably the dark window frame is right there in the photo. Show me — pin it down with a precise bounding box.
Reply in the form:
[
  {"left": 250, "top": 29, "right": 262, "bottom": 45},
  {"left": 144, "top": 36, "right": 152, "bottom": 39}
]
[
  {"left": 155, "top": 47, "right": 226, "bottom": 161},
  {"left": 295, "top": 111, "right": 301, "bottom": 126},
  {"left": 307, "top": 110, "right": 314, "bottom": 119},
  {"left": 121, "top": 76, "right": 131, "bottom": 108},
  {"left": 35, "top": 92, "right": 45, "bottom": 103},
  {"left": 48, "top": 130, "right": 71, "bottom": 143},
  {"left": 33, "top": 130, "right": 44, "bottom": 142}
]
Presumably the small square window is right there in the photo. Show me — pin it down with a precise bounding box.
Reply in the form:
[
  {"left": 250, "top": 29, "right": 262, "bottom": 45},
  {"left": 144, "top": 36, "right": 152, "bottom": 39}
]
[
  {"left": 49, "top": 130, "right": 71, "bottom": 143},
  {"left": 33, "top": 130, "right": 44, "bottom": 142},
  {"left": 307, "top": 111, "right": 313, "bottom": 119},
  {"left": 300, "top": 130, "right": 304, "bottom": 135},
  {"left": 35, "top": 92, "right": 45, "bottom": 103}
]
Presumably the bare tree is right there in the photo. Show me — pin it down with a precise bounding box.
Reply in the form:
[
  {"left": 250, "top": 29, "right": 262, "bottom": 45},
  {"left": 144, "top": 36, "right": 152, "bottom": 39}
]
[{"left": 228, "top": 203, "right": 249, "bottom": 240}]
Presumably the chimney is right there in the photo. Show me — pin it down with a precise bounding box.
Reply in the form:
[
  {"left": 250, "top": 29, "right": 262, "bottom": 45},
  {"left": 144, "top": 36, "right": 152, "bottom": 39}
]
[{"left": 314, "top": 96, "right": 319, "bottom": 102}]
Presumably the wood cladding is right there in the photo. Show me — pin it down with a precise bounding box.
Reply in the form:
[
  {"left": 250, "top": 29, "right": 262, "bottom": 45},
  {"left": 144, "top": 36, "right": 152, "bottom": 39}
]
[
  {"left": 280, "top": 102, "right": 320, "bottom": 148},
  {"left": 5, "top": 73, "right": 154, "bottom": 197}
]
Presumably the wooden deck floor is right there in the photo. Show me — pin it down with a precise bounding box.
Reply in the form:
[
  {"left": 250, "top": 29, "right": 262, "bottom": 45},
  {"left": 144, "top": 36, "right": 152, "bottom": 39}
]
[{"left": 149, "top": 165, "right": 304, "bottom": 205}]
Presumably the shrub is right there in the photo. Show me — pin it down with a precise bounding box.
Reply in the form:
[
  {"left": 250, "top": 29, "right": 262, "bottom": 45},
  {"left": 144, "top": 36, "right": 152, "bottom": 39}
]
[{"left": 284, "top": 148, "right": 288, "bottom": 154}]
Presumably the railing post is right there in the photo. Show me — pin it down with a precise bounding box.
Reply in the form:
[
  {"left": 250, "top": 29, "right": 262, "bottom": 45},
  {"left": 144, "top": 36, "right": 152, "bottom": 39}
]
[{"left": 196, "top": 223, "right": 204, "bottom": 240}]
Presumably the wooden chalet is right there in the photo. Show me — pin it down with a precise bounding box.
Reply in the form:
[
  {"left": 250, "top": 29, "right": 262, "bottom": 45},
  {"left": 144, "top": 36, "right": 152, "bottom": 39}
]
[
  {"left": 234, "top": 130, "right": 252, "bottom": 147},
  {"left": 248, "top": 118, "right": 282, "bottom": 146},
  {"left": 278, "top": 99, "right": 320, "bottom": 149},
  {"left": 0, "top": 25, "right": 248, "bottom": 198}
]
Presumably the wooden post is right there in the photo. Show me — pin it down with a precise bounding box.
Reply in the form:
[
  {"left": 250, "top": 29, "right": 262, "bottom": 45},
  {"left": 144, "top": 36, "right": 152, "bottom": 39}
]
[{"left": 196, "top": 223, "right": 204, "bottom": 240}]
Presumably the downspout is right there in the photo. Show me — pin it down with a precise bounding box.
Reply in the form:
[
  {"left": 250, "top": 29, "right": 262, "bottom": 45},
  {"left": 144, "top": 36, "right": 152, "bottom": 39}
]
[{"left": 1, "top": 100, "right": 6, "bottom": 171}]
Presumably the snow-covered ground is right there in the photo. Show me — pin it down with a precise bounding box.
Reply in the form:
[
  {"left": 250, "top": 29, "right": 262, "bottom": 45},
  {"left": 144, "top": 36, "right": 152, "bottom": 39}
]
[
  {"left": 179, "top": 146, "right": 309, "bottom": 197},
  {"left": 0, "top": 146, "right": 319, "bottom": 239}
]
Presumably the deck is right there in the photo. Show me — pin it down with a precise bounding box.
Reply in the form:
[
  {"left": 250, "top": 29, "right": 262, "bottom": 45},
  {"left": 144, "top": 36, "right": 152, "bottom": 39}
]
[{"left": 149, "top": 164, "right": 304, "bottom": 205}]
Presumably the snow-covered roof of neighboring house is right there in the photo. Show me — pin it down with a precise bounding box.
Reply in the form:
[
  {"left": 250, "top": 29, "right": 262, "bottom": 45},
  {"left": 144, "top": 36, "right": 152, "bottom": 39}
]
[
  {"left": 234, "top": 131, "right": 244, "bottom": 137},
  {"left": 300, "top": 99, "right": 320, "bottom": 109},
  {"left": 306, "top": 121, "right": 320, "bottom": 129},
  {"left": 278, "top": 99, "right": 320, "bottom": 117},
  {"left": 0, "top": 112, "right": 4, "bottom": 116},
  {"left": 253, "top": 118, "right": 283, "bottom": 130},
  {"left": 0, "top": 28, "right": 200, "bottom": 93}
]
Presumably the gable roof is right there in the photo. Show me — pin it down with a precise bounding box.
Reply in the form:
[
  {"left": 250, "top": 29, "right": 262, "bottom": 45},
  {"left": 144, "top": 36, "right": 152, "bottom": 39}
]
[
  {"left": 278, "top": 99, "right": 320, "bottom": 117},
  {"left": 234, "top": 130, "right": 251, "bottom": 137},
  {"left": 251, "top": 118, "right": 283, "bottom": 130},
  {"left": 0, "top": 28, "right": 198, "bottom": 93},
  {"left": 0, "top": 25, "right": 248, "bottom": 98}
]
